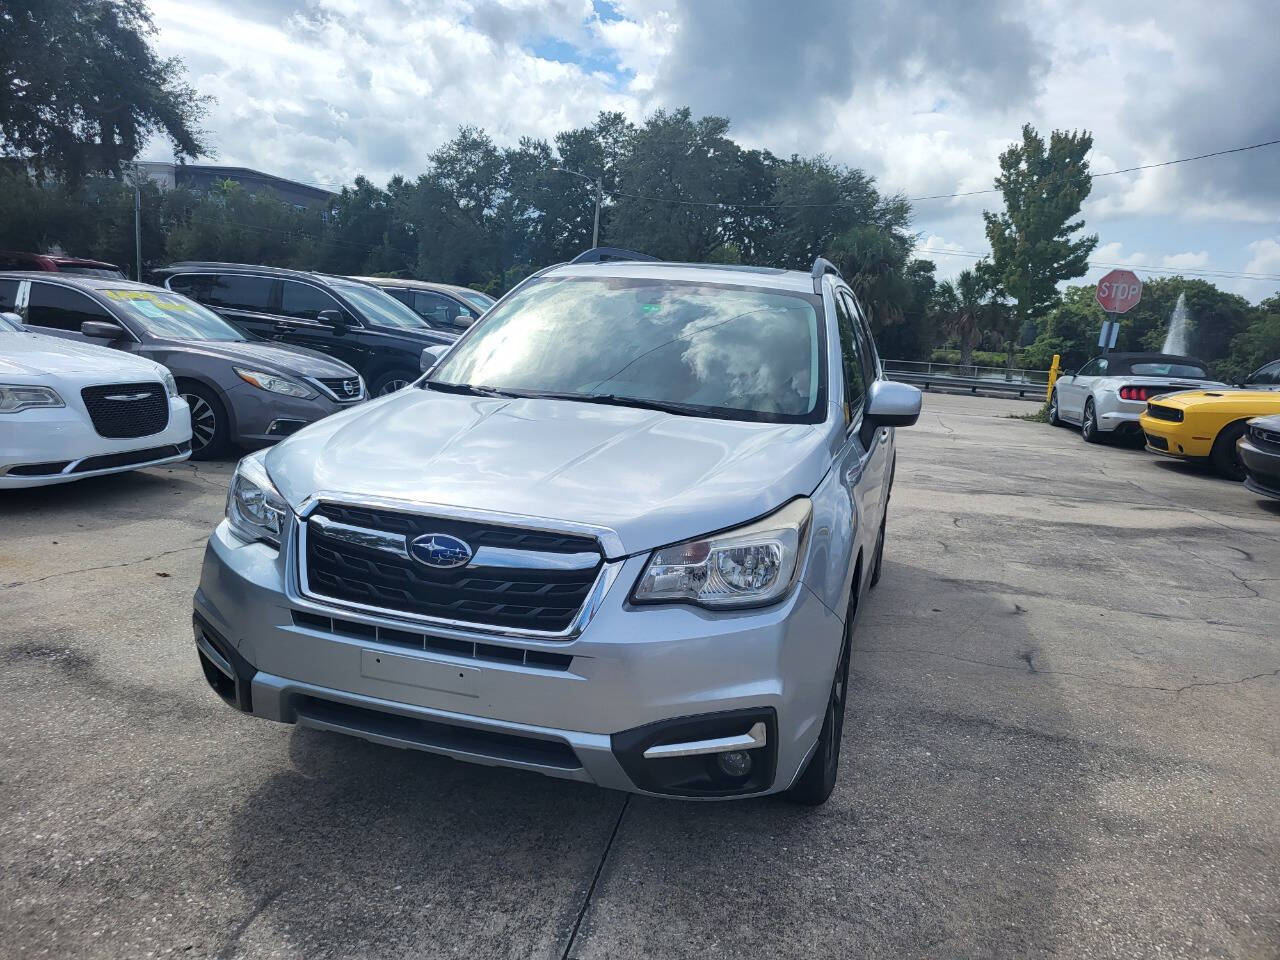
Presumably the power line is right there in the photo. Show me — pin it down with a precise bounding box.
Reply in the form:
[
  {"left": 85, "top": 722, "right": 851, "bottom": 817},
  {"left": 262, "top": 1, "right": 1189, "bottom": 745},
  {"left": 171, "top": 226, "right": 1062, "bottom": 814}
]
[
  {"left": 598, "top": 137, "right": 1280, "bottom": 208},
  {"left": 914, "top": 244, "right": 1280, "bottom": 283}
]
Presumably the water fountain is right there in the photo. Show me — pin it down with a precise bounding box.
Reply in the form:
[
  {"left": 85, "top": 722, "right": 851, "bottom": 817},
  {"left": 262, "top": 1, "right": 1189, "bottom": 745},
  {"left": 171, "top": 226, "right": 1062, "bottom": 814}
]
[{"left": 1163, "top": 292, "right": 1190, "bottom": 355}]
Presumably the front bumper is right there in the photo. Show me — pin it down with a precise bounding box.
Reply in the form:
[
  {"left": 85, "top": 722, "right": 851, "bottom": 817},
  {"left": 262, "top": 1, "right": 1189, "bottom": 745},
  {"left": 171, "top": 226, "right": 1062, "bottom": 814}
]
[
  {"left": 192, "top": 518, "right": 842, "bottom": 799},
  {"left": 0, "top": 396, "right": 192, "bottom": 488},
  {"left": 1139, "top": 414, "right": 1207, "bottom": 461},
  {"left": 1238, "top": 435, "right": 1280, "bottom": 500},
  {"left": 225, "top": 381, "right": 364, "bottom": 446}
]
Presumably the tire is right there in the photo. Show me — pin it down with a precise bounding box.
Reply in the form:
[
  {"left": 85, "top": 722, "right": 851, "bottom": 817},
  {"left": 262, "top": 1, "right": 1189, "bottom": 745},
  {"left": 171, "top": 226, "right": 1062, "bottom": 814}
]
[
  {"left": 1081, "top": 398, "right": 1102, "bottom": 443},
  {"left": 371, "top": 369, "right": 417, "bottom": 397},
  {"left": 1047, "top": 389, "right": 1063, "bottom": 427},
  {"left": 1210, "top": 421, "right": 1249, "bottom": 481},
  {"left": 785, "top": 617, "right": 852, "bottom": 806},
  {"left": 179, "top": 381, "right": 231, "bottom": 460},
  {"left": 869, "top": 517, "right": 886, "bottom": 588}
]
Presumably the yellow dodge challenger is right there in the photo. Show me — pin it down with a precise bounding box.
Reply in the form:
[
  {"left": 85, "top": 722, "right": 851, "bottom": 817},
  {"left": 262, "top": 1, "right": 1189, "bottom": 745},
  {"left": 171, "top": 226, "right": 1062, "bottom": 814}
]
[{"left": 1139, "top": 359, "right": 1280, "bottom": 479}]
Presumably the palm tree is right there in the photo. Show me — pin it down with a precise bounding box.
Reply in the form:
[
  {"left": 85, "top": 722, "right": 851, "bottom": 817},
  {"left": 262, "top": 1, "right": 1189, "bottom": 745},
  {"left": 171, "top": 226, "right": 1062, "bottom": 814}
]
[{"left": 940, "top": 269, "right": 986, "bottom": 368}]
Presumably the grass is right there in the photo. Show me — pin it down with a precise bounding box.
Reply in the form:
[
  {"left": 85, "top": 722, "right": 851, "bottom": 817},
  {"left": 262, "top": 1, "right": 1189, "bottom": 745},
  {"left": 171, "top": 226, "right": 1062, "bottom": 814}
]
[{"left": 1008, "top": 402, "right": 1051, "bottom": 423}]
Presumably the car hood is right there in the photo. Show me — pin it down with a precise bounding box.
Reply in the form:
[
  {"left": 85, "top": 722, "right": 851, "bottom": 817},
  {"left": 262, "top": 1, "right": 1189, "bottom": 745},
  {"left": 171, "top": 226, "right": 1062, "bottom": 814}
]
[
  {"left": 156, "top": 338, "right": 358, "bottom": 377},
  {"left": 265, "top": 390, "right": 833, "bottom": 558},
  {"left": 0, "top": 330, "right": 164, "bottom": 380},
  {"left": 1150, "top": 389, "right": 1280, "bottom": 409}
]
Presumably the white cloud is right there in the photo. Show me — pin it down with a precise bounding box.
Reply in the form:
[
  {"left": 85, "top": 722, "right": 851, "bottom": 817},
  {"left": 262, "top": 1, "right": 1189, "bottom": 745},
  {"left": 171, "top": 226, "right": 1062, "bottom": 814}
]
[{"left": 139, "top": 0, "right": 1278, "bottom": 302}]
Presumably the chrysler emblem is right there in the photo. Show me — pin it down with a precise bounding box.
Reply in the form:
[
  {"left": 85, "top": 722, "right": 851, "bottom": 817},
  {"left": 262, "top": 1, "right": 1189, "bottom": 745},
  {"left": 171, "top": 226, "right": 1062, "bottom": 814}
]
[{"left": 408, "top": 533, "right": 473, "bottom": 569}]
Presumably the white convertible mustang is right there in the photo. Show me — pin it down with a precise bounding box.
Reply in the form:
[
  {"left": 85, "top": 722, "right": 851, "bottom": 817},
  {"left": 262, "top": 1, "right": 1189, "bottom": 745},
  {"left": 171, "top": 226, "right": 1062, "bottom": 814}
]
[{"left": 1049, "top": 352, "right": 1222, "bottom": 442}]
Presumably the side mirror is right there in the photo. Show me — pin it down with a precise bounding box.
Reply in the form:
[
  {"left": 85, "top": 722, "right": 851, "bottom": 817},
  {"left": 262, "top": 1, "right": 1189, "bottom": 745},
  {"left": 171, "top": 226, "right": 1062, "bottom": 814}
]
[
  {"left": 81, "top": 320, "right": 126, "bottom": 340},
  {"left": 860, "top": 380, "right": 922, "bottom": 447},
  {"left": 420, "top": 344, "right": 449, "bottom": 374},
  {"left": 316, "top": 309, "right": 347, "bottom": 330},
  {"left": 1061, "top": 369, "right": 1075, "bottom": 378},
  {"left": 1, "top": 311, "right": 22, "bottom": 326},
  {"left": 454, "top": 310, "right": 475, "bottom": 329}
]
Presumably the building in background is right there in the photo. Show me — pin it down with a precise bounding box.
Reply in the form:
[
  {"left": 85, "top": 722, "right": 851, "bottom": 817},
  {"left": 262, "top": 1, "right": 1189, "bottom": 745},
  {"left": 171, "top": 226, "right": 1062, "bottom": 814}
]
[{"left": 134, "top": 162, "right": 336, "bottom": 210}]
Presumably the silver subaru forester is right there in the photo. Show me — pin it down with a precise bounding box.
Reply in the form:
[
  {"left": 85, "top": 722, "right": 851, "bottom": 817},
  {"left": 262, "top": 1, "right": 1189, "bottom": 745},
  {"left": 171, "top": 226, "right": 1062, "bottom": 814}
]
[{"left": 192, "top": 255, "right": 922, "bottom": 804}]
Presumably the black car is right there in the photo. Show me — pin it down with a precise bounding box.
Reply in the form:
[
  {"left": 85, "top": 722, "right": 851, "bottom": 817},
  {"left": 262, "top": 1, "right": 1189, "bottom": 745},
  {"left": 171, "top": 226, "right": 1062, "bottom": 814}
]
[{"left": 155, "top": 263, "right": 456, "bottom": 395}]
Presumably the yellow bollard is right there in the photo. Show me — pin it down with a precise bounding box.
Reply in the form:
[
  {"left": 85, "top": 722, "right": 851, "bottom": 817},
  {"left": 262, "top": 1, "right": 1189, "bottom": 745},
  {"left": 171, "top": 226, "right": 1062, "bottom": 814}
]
[{"left": 1045, "top": 354, "right": 1061, "bottom": 404}]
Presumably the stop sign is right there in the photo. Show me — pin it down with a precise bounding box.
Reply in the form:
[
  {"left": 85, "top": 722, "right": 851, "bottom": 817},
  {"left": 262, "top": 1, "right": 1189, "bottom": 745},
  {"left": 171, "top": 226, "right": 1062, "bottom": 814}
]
[{"left": 1096, "top": 269, "right": 1143, "bottom": 314}]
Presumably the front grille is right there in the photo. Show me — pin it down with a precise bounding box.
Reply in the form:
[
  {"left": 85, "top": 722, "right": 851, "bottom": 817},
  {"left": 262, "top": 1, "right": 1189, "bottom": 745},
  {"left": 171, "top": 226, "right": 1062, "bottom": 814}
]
[
  {"left": 80, "top": 382, "right": 169, "bottom": 438},
  {"left": 316, "top": 376, "right": 364, "bottom": 402},
  {"left": 73, "top": 442, "right": 188, "bottom": 473},
  {"left": 1145, "top": 403, "right": 1183, "bottom": 423},
  {"left": 1252, "top": 425, "right": 1280, "bottom": 452},
  {"left": 303, "top": 502, "right": 603, "bottom": 634},
  {"left": 294, "top": 696, "right": 582, "bottom": 769},
  {"left": 290, "top": 610, "right": 574, "bottom": 670}
]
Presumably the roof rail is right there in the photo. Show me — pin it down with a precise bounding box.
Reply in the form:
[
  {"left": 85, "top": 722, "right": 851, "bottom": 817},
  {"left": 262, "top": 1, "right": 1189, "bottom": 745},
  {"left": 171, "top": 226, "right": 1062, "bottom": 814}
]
[
  {"left": 570, "top": 246, "right": 660, "bottom": 264},
  {"left": 811, "top": 257, "right": 842, "bottom": 295}
]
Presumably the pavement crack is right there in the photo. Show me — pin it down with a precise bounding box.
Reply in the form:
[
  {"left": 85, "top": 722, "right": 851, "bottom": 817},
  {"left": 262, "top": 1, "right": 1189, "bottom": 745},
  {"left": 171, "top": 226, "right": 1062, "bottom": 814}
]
[
  {"left": 217, "top": 885, "right": 287, "bottom": 960},
  {"left": 562, "top": 795, "right": 629, "bottom": 960},
  {"left": 187, "top": 463, "right": 230, "bottom": 489},
  {"left": 864, "top": 646, "right": 1280, "bottom": 698},
  {"left": 3, "top": 542, "right": 206, "bottom": 588}
]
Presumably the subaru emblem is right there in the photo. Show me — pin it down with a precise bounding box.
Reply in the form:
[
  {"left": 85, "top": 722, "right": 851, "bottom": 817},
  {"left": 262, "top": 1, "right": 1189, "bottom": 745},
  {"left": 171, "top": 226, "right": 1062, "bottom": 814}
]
[{"left": 408, "top": 533, "right": 473, "bottom": 569}]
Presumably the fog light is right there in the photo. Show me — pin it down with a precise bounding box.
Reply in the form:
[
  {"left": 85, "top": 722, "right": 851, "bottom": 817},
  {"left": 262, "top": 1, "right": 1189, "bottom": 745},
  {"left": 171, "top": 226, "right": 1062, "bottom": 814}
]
[{"left": 716, "top": 750, "right": 753, "bottom": 779}]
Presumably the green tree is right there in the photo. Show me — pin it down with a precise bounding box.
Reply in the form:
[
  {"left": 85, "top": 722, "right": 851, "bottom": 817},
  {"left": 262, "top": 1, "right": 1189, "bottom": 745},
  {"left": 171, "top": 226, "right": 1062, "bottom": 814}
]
[
  {"left": 0, "top": 0, "right": 209, "bottom": 181},
  {"left": 937, "top": 269, "right": 989, "bottom": 366},
  {"left": 984, "top": 124, "right": 1097, "bottom": 353},
  {"left": 1219, "top": 295, "right": 1280, "bottom": 382}
]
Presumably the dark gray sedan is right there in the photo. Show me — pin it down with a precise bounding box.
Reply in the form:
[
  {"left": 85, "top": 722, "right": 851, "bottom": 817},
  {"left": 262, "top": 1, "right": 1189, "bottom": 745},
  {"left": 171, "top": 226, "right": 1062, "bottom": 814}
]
[
  {"left": 1238, "top": 415, "right": 1280, "bottom": 500},
  {"left": 0, "top": 273, "right": 366, "bottom": 459}
]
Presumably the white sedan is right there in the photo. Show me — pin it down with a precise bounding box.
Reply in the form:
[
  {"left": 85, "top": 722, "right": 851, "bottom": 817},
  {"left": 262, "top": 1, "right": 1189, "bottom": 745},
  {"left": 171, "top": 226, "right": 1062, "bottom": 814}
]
[
  {"left": 1049, "top": 352, "right": 1223, "bottom": 442},
  {"left": 0, "top": 312, "right": 192, "bottom": 487}
]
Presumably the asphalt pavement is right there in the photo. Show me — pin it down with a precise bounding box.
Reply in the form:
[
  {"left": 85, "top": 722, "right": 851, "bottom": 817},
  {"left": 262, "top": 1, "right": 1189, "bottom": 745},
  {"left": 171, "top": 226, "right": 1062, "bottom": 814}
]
[{"left": 1, "top": 391, "right": 1277, "bottom": 959}]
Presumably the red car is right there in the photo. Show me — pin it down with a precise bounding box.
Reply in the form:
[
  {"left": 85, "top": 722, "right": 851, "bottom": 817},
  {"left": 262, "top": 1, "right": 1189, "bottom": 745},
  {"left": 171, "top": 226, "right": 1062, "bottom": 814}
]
[{"left": 0, "top": 251, "right": 125, "bottom": 278}]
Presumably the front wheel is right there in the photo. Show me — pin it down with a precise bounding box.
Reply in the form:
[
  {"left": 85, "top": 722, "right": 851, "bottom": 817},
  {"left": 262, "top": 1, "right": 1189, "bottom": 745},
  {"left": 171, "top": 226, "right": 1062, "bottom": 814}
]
[
  {"left": 785, "top": 622, "right": 851, "bottom": 806},
  {"left": 1210, "top": 422, "right": 1249, "bottom": 481},
  {"left": 179, "top": 382, "right": 231, "bottom": 460},
  {"left": 371, "top": 369, "right": 417, "bottom": 396},
  {"left": 1047, "top": 389, "right": 1063, "bottom": 426},
  {"left": 1081, "top": 398, "right": 1102, "bottom": 443}
]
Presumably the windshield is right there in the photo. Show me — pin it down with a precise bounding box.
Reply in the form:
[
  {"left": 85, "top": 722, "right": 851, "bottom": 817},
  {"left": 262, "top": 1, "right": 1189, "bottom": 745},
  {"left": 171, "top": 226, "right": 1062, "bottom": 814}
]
[
  {"left": 329, "top": 277, "right": 431, "bottom": 330},
  {"left": 102, "top": 289, "right": 245, "bottom": 341},
  {"left": 430, "top": 276, "right": 825, "bottom": 422},
  {"left": 458, "top": 290, "right": 494, "bottom": 312},
  {"left": 1129, "top": 361, "right": 1208, "bottom": 377}
]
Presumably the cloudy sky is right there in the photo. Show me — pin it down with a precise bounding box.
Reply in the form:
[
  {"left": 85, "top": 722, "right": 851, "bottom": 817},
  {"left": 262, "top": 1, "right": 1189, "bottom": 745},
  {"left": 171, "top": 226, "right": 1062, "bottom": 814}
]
[{"left": 143, "top": 0, "right": 1279, "bottom": 302}]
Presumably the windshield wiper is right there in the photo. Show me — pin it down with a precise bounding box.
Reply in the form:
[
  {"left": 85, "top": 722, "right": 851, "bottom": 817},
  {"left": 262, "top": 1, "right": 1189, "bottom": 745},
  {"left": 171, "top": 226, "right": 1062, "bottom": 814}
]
[
  {"left": 509, "top": 390, "right": 708, "bottom": 417},
  {"left": 425, "top": 380, "right": 516, "bottom": 399}
]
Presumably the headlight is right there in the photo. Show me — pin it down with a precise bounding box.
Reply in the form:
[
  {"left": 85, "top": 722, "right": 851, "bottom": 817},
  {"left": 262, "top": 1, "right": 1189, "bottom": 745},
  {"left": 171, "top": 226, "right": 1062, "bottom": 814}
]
[
  {"left": 633, "top": 498, "right": 811, "bottom": 609},
  {"left": 226, "top": 452, "right": 289, "bottom": 546},
  {"left": 0, "top": 383, "right": 64, "bottom": 413},
  {"left": 162, "top": 371, "right": 178, "bottom": 398},
  {"left": 234, "top": 367, "right": 315, "bottom": 399}
]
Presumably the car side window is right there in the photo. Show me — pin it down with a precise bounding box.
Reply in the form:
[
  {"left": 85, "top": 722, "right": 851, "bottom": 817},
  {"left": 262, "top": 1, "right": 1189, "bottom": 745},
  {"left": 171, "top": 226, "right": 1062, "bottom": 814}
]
[
  {"left": 414, "top": 291, "right": 467, "bottom": 328},
  {"left": 201, "top": 274, "right": 275, "bottom": 312},
  {"left": 832, "top": 290, "right": 867, "bottom": 426},
  {"left": 26, "top": 282, "right": 112, "bottom": 331},
  {"left": 1077, "top": 359, "right": 1103, "bottom": 377},
  {"left": 842, "top": 291, "right": 879, "bottom": 388},
  {"left": 0, "top": 278, "right": 18, "bottom": 311},
  {"left": 1248, "top": 360, "right": 1280, "bottom": 385},
  {"left": 280, "top": 280, "right": 342, "bottom": 321}
]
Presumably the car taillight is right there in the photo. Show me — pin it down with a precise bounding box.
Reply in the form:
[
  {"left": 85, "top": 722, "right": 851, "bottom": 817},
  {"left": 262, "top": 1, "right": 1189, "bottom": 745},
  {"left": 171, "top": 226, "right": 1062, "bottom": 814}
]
[{"left": 1120, "top": 385, "right": 1153, "bottom": 401}]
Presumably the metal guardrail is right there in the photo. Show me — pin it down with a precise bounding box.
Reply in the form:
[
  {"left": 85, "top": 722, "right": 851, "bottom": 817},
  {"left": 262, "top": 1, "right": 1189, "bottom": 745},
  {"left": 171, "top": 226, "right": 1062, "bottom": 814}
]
[{"left": 882, "top": 360, "right": 1050, "bottom": 399}]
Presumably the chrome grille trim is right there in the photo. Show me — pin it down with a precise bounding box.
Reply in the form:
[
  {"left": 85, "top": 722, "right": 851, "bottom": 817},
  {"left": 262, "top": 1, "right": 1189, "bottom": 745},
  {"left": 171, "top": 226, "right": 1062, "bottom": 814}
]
[{"left": 291, "top": 497, "right": 625, "bottom": 640}]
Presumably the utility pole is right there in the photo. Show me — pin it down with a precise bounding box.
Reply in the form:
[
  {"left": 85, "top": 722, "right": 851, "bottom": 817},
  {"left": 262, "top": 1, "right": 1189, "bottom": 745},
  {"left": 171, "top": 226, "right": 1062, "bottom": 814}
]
[
  {"left": 134, "top": 178, "right": 142, "bottom": 281},
  {"left": 592, "top": 176, "right": 602, "bottom": 248}
]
